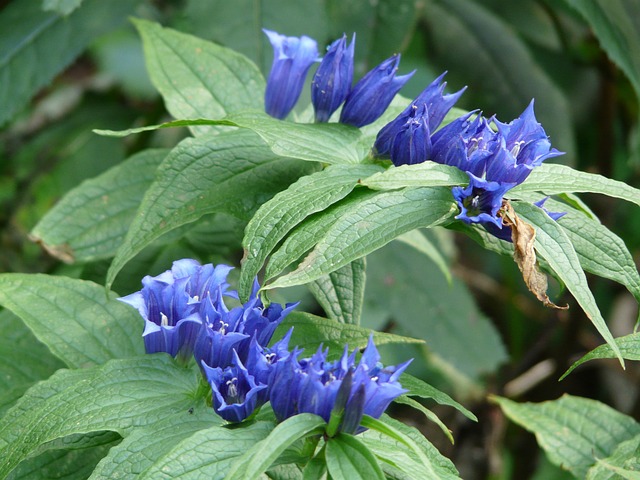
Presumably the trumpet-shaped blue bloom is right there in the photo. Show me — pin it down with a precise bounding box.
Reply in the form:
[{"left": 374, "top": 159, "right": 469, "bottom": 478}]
[
  {"left": 374, "top": 72, "right": 465, "bottom": 160},
  {"left": 312, "top": 34, "right": 355, "bottom": 122},
  {"left": 264, "top": 29, "right": 320, "bottom": 119},
  {"left": 201, "top": 350, "right": 268, "bottom": 423},
  {"left": 118, "top": 260, "right": 234, "bottom": 361},
  {"left": 340, "top": 55, "right": 414, "bottom": 128},
  {"left": 269, "top": 336, "right": 410, "bottom": 434},
  {"left": 193, "top": 279, "right": 298, "bottom": 370},
  {"left": 430, "top": 112, "right": 499, "bottom": 177},
  {"left": 485, "top": 100, "right": 564, "bottom": 185}
]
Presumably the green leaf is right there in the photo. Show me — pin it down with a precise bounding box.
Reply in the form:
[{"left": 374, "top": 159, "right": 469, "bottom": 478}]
[
  {"left": 0, "top": 355, "right": 213, "bottom": 478},
  {"left": 224, "top": 414, "right": 326, "bottom": 480},
  {"left": 265, "top": 190, "right": 379, "bottom": 281},
  {"left": 0, "top": 0, "right": 140, "bottom": 126},
  {"left": 8, "top": 431, "right": 120, "bottom": 480},
  {"left": 395, "top": 229, "right": 452, "bottom": 284},
  {"left": 30, "top": 149, "right": 168, "bottom": 263},
  {"left": 364, "top": 242, "right": 508, "bottom": 380},
  {"left": 93, "top": 412, "right": 230, "bottom": 480},
  {"left": 326, "top": 434, "right": 385, "bottom": 480},
  {"left": 106, "top": 130, "right": 314, "bottom": 289},
  {"left": 360, "top": 161, "right": 469, "bottom": 190},
  {"left": 549, "top": 199, "right": 640, "bottom": 306},
  {"left": 274, "top": 311, "right": 423, "bottom": 356},
  {"left": 308, "top": 258, "right": 367, "bottom": 325},
  {"left": 133, "top": 18, "right": 265, "bottom": 136},
  {"left": 393, "top": 396, "right": 454, "bottom": 444},
  {"left": 360, "top": 415, "right": 460, "bottom": 479},
  {"left": 400, "top": 374, "right": 477, "bottom": 422},
  {"left": 587, "top": 435, "right": 640, "bottom": 480},
  {"left": 561, "top": 332, "right": 640, "bottom": 380},
  {"left": 266, "top": 187, "right": 457, "bottom": 289},
  {"left": 513, "top": 201, "right": 623, "bottom": 365},
  {"left": 510, "top": 163, "right": 640, "bottom": 207},
  {"left": 42, "top": 0, "right": 84, "bottom": 15},
  {"left": 0, "top": 274, "right": 143, "bottom": 369},
  {"left": 564, "top": 0, "right": 640, "bottom": 102},
  {"left": 95, "top": 111, "right": 366, "bottom": 165},
  {"left": 0, "top": 311, "right": 64, "bottom": 416},
  {"left": 239, "top": 164, "right": 382, "bottom": 299},
  {"left": 494, "top": 395, "right": 640, "bottom": 478}
]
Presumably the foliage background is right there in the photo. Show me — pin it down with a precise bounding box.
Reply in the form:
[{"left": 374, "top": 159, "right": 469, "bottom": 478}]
[{"left": 1, "top": 0, "right": 639, "bottom": 478}]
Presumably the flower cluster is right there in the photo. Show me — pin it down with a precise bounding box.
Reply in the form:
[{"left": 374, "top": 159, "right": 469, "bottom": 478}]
[
  {"left": 374, "top": 81, "right": 564, "bottom": 239},
  {"left": 263, "top": 29, "right": 413, "bottom": 127},
  {"left": 119, "top": 259, "right": 409, "bottom": 432}
]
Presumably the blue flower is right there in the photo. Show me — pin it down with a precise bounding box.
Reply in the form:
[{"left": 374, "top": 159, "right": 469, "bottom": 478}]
[
  {"left": 485, "top": 100, "right": 564, "bottom": 184},
  {"left": 430, "top": 112, "right": 499, "bottom": 177},
  {"left": 118, "top": 259, "right": 234, "bottom": 362},
  {"left": 269, "top": 336, "right": 410, "bottom": 434},
  {"left": 451, "top": 173, "right": 516, "bottom": 229},
  {"left": 340, "top": 55, "right": 414, "bottom": 128},
  {"left": 201, "top": 350, "right": 268, "bottom": 422},
  {"left": 374, "top": 72, "right": 465, "bottom": 159},
  {"left": 192, "top": 279, "right": 298, "bottom": 370},
  {"left": 264, "top": 29, "right": 320, "bottom": 119},
  {"left": 311, "top": 34, "right": 355, "bottom": 122}
]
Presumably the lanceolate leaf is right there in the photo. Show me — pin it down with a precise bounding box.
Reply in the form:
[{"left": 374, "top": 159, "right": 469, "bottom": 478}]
[
  {"left": 587, "top": 435, "right": 640, "bottom": 480},
  {"left": 30, "top": 149, "right": 169, "bottom": 263},
  {"left": 325, "top": 434, "right": 385, "bottom": 480},
  {"left": 264, "top": 190, "right": 379, "bottom": 281},
  {"left": 0, "top": 274, "right": 143, "bottom": 369},
  {"left": 561, "top": 333, "right": 640, "bottom": 380},
  {"left": 273, "top": 311, "right": 423, "bottom": 356},
  {"left": 510, "top": 163, "right": 640, "bottom": 207},
  {"left": 0, "top": 356, "right": 213, "bottom": 478},
  {"left": 239, "top": 164, "right": 382, "bottom": 299},
  {"left": 224, "top": 414, "right": 326, "bottom": 480},
  {"left": 360, "top": 415, "right": 460, "bottom": 480},
  {"left": 8, "top": 431, "right": 120, "bottom": 480},
  {"left": 95, "top": 111, "right": 365, "bottom": 165},
  {"left": 513, "top": 202, "right": 623, "bottom": 364},
  {"left": 93, "top": 411, "right": 226, "bottom": 479},
  {"left": 266, "top": 187, "right": 457, "bottom": 290},
  {"left": 0, "top": 0, "right": 140, "bottom": 126},
  {"left": 552, "top": 202, "right": 640, "bottom": 306},
  {"left": 308, "top": 258, "right": 367, "bottom": 325},
  {"left": 400, "top": 374, "right": 477, "bottom": 421},
  {"left": 135, "top": 421, "right": 273, "bottom": 480},
  {"left": 360, "top": 161, "right": 469, "bottom": 190},
  {"left": 133, "top": 18, "right": 265, "bottom": 136},
  {"left": 106, "top": 130, "right": 314, "bottom": 289},
  {"left": 494, "top": 395, "right": 640, "bottom": 478}
]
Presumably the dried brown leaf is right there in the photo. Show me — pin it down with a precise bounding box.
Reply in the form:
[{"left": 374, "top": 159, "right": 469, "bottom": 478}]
[{"left": 501, "top": 201, "right": 568, "bottom": 310}]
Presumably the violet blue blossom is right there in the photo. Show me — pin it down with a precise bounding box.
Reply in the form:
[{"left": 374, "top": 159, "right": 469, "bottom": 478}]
[{"left": 264, "top": 29, "right": 320, "bottom": 119}]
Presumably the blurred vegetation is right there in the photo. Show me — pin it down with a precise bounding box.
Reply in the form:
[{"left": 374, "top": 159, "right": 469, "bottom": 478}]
[{"left": 1, "top": 0, "right": 638, "bottom": 478}]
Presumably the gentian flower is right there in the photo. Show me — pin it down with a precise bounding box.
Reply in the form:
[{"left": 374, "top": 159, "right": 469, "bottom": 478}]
[
  {"left": 485, "top": 100, "right": 564, "bottom": 185},
  {"left": 264, "top": 29, "right": 320, "bottom": 119},
  {"left": 192, "top": 278, "right": 298, "bottom": 370},
  {"left": 269, "top": 336, "right": 411, "bottom": 434},
  {"left": 311, "top": 34, "right": 355, "bottom": 122},
  {"left": 340, "top": 54, "right": 414, "bottom": 128},
  {"left": 201, "top": 350, "right": 268, "bottom": 422},
  {"left": 118, "top": 259, "right": 234, "bottom": 362},
  {"left": 430, "top": 112, "right": 499, "bottom": 177},
  {"left": 451, "top": 173, "right": 516, "bottom": 228},
  {"left": 374, "top": 72, "right": 465, "bottom": 159}
]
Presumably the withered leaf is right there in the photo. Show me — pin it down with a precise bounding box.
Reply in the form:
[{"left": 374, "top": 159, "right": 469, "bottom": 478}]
[{"left": 501, "top": 201, "right": 568, "bottom": 310}]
